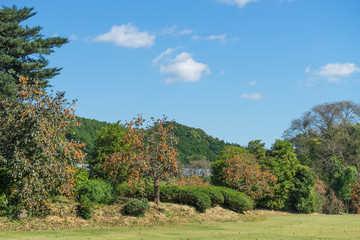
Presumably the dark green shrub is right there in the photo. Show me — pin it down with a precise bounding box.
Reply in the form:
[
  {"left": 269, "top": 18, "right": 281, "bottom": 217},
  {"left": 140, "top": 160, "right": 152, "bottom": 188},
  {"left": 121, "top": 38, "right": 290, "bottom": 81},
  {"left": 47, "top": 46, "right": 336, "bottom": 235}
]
[
  {"left": 77, "top": 179, "right": 114, "bottom": 204},
  {"left": 123, "top": 198, "right": 150, "bottom": 216},
  {"left": 178, "top": 188, "right": 212, "bottom": 213},
  {"left": 76, "top": 196, "right": 93, "bottom": 219},
  {"left": 187, "top": 186, "right": 224, "bottom": 206},
  {"left": 216, "top": 186, "right": 254, "bottom": 213}
]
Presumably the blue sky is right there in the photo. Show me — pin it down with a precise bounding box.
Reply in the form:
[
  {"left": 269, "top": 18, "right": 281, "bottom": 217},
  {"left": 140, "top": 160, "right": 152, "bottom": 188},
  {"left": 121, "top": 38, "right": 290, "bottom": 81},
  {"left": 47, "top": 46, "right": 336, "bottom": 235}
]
[{"left": 5, "top": 0, "right": 360, "bottom": 148}]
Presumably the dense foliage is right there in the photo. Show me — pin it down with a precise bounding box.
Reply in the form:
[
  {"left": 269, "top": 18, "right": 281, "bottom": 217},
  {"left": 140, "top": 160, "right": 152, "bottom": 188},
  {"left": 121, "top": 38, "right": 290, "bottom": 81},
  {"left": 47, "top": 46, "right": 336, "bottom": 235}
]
[
  {"left": 76, "top": 179, "right": 115, "bottom": 205},
  {"left": 223, "top": 154, "right": 277, "bottom": 202},
  {"left": 104, "top": 116, "right": 178, "bottom": 204},
  {"left": 0, "top": 6, "right": 68, "bottom": 100},
  {"left": 66, "top": 117, "right": 108, "bottom": 156},
  {"left": 171, "top": 122, "right": 232, "bottom": 163},
  {"left": 0, "top": 77, "right": 84, "bottom": 214}
]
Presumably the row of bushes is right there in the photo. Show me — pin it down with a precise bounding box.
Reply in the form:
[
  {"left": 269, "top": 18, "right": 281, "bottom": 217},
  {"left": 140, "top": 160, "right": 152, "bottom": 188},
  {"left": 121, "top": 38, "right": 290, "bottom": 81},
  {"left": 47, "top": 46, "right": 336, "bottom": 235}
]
[{"left": 115, "top": 184, "right": 254, "bottom": 213}]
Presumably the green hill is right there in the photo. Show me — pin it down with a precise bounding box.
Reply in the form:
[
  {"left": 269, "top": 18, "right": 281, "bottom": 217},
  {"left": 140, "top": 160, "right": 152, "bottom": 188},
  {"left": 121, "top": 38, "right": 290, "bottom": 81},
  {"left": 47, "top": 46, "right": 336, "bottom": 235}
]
[
  {"left": 171, "top": 122, "right": 233, "bottom": 163},
  {"left": 68, "top": 117, "right": 235, "bottom": 163},
  {"left": 66, "top": 117, "right": 108, "bottom": 156}
]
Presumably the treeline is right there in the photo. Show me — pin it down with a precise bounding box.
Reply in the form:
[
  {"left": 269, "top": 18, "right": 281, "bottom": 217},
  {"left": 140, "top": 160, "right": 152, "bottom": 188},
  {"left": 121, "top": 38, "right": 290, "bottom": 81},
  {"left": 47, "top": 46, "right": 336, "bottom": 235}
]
[
  {"left": 2, "top": 5, "right": 360, "bottom": 220},
  {"left": 68, "top": 118, "right": 236, "bottom": 164}
]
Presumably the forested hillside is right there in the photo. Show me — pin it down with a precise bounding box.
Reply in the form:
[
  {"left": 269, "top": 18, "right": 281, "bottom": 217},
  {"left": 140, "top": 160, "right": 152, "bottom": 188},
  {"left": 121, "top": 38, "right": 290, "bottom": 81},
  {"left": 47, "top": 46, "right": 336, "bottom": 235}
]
[
  {"left": 171, "top": 122, "right": 235, "bottom": 163},
  {"left": 67, "top": 118, "right": 233, "bottom": 163},
  {"left": 66, "top": 117, "right": 108, "bottom": 155}
]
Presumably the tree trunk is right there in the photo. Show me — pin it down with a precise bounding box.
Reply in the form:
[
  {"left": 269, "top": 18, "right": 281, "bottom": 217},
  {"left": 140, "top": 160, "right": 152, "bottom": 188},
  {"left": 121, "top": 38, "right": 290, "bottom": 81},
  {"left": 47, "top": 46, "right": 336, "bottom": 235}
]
[{"left": 154, "top": 177, "right": 160, "bottom": 205}]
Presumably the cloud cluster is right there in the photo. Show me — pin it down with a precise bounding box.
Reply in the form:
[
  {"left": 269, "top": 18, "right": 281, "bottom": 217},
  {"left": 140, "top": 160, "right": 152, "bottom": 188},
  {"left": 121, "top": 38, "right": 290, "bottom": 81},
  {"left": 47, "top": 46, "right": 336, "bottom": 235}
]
[
  {"left": 153, "top": 49, "right": 210, "bottom": 83},
  {"left": 305, "top": 62, "right": 360, "bottom": 85},
  {"left": 94, "top": 23, "right": 155, "bottom": 48},
  {"left": 218, "top": 0, "right": 258, "bottom": 8}
]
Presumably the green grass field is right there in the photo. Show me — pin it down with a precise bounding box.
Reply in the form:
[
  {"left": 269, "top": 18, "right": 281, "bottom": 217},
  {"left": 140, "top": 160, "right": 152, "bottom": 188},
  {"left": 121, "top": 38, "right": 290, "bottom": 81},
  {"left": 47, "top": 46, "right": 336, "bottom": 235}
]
[{"left": 1, "top": 214, "right": 360, "bottom": 240}]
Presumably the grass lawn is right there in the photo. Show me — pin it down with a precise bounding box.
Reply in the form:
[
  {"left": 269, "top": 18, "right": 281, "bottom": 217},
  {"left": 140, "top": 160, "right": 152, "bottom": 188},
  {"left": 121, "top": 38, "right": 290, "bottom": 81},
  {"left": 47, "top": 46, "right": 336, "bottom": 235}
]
[{"left": 1, "top": 214, "right": 359, "bottom": 240}]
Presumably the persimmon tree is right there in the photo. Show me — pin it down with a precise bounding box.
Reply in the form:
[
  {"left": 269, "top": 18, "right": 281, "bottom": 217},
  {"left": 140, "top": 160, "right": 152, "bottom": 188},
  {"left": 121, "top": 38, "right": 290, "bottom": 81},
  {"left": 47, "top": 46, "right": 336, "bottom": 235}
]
[
  {"left": 350, "top": 181, "right": 360, "bottom": 214},
  {"left": 223, "top": 154, "right": 277, "bottom": 202},
  {"left": 104, "top": 115, "right": 178, "bottom": 204},
  {"left": 0, "top": 76, "right": 84, "bottom": 214}
]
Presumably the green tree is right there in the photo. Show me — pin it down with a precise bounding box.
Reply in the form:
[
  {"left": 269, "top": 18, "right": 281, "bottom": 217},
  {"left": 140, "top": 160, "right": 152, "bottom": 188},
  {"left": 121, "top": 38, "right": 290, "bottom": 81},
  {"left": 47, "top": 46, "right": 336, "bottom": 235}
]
[
  {"left": 288, "top": 165, "right": 317, "bottom": 213},
  {"left": 332, "top": 166, "right": 358, "bottom": 211},
  {"left": 247, "top": 140, "right": 267, "bottom": 161},
  {"left": 0, "top": 6, "right": 68, "bottom": 99},
  {"left": 284, "top": 101, "right": 360, "bottom": 182},
  {"left": 258, "top": 140, "right": 299, "bottom": 210},
  {"left": 90, "top": 121, "right": 126, "bottom": 179}
]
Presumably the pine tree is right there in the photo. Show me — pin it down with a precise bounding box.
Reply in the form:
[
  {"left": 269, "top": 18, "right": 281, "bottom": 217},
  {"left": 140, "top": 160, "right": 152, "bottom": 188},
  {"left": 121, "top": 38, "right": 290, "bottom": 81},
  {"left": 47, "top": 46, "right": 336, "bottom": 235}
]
[{"left": 0, "top": 5, "right": 68, "bottom": 99}]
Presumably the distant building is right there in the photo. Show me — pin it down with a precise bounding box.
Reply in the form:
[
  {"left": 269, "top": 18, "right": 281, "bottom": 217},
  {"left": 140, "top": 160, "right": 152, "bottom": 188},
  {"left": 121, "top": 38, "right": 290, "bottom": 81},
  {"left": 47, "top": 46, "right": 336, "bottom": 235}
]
[{"left": 182, "top": 168, "right": 211, "bottom": 177}]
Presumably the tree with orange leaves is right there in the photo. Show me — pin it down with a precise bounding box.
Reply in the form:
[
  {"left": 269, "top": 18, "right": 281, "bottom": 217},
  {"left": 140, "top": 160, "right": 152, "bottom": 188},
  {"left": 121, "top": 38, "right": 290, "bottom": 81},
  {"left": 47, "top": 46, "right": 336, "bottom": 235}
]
[
  {"left": 223, "top": 154, "right": 277, "bottom": 202},
  {"left": 104, "top": 115, "right": 178, "bottom": 204},
  {"left": 0, "top": 76, "right": 84, "bottom": 215}
]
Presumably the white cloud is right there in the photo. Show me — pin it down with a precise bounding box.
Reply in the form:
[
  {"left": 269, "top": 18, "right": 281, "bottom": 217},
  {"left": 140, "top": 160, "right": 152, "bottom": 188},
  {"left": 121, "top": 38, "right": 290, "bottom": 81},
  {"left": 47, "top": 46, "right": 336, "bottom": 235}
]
[
  {"left": 240, "top": 92, "right": 262, "bottom": 100},
  {"left": 70, "top": 34, "right": 77, "bottom": 41},
  {"left": 154, "top": 51, "right": 210, "bottom": 83},
  {"left": 175, "top": 29, "right": 192, "bottom": 36},
  {"left": 161, "top": 25, "right": 192, "bottom": 36},
  {"left": 94, "top": 23, "right": 155, "bottom": 48},
  {"left": 161, "top": 25, "right": 176, "bottom": 35},
  {"left": 206, "top": 34, "right": 227, "bottom": 43},
  {"left": 317, "top": 63, "right": 360, "bottom": 82},
  {"left": 304, "top": 62, "right": 360, "bottom": 86},
  {"left": 152, "top": 48, "right": 176, "bottom": 66},
  {"left": 218, "top": 0, "right": 258, "bottom": 8},
  {"left": 192, "top": 34, "right": 239, "bottom": 44},
  {"left": 248, "top": 81, "right": 256, "bottom": 85}
]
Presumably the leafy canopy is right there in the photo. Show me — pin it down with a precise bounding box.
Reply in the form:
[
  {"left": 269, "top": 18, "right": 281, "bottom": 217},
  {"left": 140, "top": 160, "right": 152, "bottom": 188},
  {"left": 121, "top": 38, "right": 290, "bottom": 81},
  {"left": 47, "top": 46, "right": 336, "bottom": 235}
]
[{"left": 0, "top": 5, "right": 68, "bottom": 99}]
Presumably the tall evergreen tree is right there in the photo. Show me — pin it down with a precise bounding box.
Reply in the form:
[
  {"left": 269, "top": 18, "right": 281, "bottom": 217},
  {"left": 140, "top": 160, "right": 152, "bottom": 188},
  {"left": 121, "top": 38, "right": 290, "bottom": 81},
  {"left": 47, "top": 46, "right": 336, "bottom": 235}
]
[{"left": 0, "top": 5, "right": 68, "bottom": 99}]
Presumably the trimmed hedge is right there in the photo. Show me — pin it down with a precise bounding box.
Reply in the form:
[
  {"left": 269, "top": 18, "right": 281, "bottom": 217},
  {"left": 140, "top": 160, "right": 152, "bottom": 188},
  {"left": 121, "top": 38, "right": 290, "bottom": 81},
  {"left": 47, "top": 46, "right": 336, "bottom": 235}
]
[
  {"left": 77, "top": 179, "right": 115, "bottom": 205},
  {"left": 215, "top": 186, "right": 254, "bottom": 213},
  {"left": 116, "top": 184, "right": 253, "bottom": 213},
  {"left": 189, "top": 186, "right": 225, "bottom": 207}
]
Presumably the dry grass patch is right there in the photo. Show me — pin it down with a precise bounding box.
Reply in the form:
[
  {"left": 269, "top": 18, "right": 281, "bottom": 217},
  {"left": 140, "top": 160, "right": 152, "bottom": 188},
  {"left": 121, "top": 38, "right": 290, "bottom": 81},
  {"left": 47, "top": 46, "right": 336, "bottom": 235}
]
[{"left": 0, "top": 201, "right": 253, "bottom": 231}]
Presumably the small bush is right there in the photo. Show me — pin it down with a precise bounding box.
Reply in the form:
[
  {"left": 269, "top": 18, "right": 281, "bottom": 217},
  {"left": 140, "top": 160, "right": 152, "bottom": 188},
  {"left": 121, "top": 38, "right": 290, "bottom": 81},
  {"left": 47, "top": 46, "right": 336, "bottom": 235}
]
[
  {"left": 76, "top": 196, "right": 93, "bottom": 220},
  {"left": 77, "top": 179, "right": 114, "bottom": 205},
  {"left": 123, "top": 198, "right": 150, "bottom": 216},
  {"left": 216, "top": 186, "right": 254, "bottom": 213}
]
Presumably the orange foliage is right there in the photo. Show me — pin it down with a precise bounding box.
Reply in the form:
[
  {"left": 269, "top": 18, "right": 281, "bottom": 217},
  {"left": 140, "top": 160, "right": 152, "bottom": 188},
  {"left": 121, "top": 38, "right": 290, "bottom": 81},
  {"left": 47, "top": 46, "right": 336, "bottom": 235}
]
[
  {"left": 223, "top": 154, "right": 277, "bottom": 201},
  {"left": 0, "top": 76, "right": 85, "bottom": 213},
  {"left": 103, "top": 115, "right": 178, "bottom": 203}
]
